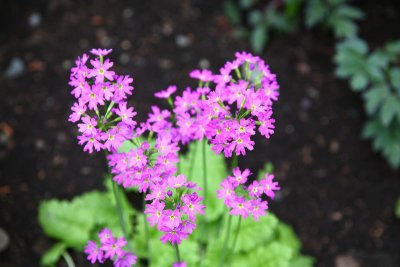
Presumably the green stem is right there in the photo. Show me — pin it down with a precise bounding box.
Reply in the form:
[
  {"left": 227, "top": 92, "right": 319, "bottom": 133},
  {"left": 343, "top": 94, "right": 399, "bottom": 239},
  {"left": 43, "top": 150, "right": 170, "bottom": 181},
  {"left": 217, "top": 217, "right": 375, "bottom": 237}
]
[
  {"left": 227, "top": 216, "right": 242, "bottom": 267},
  {"left": 202, "top": 138, "right": 208, "bottom": 211},
  {"left": 111, "top": 178, "right": 131, "bottom": 247},
  {"left": 188, "top": 141, "right": 198, "bottom": 181},
  {"left": 175, "top": 244, "right": 181, "bottom": 263},
  {"left": 231, "top": 155, "right": 238, "bottom": 169},
  {"left": 62, "top": 251, "right": 76, "bottom": 267},
  {"left": 143, "top": 196, "right": 150, "bottom": 260},
  {"left": 218, "top": 215, "right": 233, "bottom": 267}
]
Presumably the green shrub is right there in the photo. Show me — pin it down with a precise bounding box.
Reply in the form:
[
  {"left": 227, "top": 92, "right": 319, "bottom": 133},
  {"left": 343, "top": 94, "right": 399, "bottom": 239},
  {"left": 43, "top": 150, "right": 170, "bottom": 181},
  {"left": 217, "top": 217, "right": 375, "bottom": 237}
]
[{"left": 335, "top": 38, "right": 400, "bottom": 168}]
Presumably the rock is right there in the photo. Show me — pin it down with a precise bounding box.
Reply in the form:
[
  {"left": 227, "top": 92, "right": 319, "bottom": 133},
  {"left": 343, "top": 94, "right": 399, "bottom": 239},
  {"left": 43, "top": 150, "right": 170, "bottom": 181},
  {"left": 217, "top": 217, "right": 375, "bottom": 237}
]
[
  {"left": 0, "top": 227, "right": 10, "bottom": 252},
  {"left": 175, "top": 34, "right": 191, "bottom": 48},
  {"left": 28, "top": 12, "right": 42, "bottom": 27},
  {"left": 4, "top": 58, "right": 25, "bottom": 79},
  {"left": 335, "top": 254, "right": 360, "bottom": 267}
]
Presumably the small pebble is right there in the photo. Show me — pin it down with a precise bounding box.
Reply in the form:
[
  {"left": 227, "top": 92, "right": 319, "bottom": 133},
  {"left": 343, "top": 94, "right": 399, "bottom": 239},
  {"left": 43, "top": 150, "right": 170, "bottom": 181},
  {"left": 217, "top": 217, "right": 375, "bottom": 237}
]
[
  {"left": 28, "top": 12, "right": 42, "bottom": 27},
  {"left": 175, "top": 34, "right": 191, "bottom": 48},
  {"left": 199, "top": 58, "right": 210, "bottom": 69},
  {"left": 119, "top": 53, "right": 130, "bottom": 65},
  {"left": 335, "top": 254, "right": 360, "bottom": 267},
  {"left": 4, "top": 58, "right": 25, "bottom": 79},
  {"left": 284, "top": 124, "right": 295, "bottom": 134},
  {"left": 122, "top": 8, "right": 134, "bottom": 19},
  {"left": 0, "top": 228, "right": 10, "bottom": 252}
]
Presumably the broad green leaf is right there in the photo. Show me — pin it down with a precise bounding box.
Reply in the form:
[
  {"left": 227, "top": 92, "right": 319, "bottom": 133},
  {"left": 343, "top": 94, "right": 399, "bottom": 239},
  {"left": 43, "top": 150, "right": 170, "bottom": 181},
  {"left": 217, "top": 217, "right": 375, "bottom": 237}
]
[
  {"left": 232, "top": 242, "right": 294, "bottom": 267},
  {"left": 251, "top": 25, "right": 268, "bottom": 53},
  {"left": 380, "top": 96, "right": 399, "bottom": 126},
  {"left": 39, "top": 199, "right": 93, "bottom": 248},
  {"left": 39, "top": 190, "right": 134, "bottom": 248},
  {"left": 289, "top": 255, "right": 315, "bottom": 267},
  {"left": 41, "top": 243, "right": 66, "bottom": 267},
  {"left": 230, "top": 214, "right": 279, "bottom": 252},
  {"left": 276, "top": 223, "right": 301, "bottom": 251},
  {"left": 180, "top": 141, "right": 227, "bottom": 222}
]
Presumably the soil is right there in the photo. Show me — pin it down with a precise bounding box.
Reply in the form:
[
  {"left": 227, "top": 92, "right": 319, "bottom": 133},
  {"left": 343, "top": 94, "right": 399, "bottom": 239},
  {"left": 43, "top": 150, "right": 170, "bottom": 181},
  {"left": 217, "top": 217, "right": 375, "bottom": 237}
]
[{"left": 1, "top": 1, "right": 400, "bottom": 267}]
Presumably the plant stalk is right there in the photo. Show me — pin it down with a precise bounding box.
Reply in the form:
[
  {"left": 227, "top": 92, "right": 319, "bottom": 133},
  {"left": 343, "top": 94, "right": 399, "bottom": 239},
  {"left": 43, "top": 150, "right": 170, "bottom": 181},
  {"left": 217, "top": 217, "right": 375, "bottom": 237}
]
[
  {"left": 62, "top": 251, "right": 76, "bottom": 267},
  {"left": 218, "top": 214, "right": 233, "bottom": 267}
]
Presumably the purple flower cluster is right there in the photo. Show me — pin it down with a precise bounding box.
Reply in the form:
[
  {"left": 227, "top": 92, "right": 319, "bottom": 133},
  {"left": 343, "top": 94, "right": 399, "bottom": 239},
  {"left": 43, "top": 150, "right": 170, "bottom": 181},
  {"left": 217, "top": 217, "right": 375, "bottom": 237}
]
[
  {"left": 68, "top": 49, "right": 136, "bottom": 153},
  {"left": 217, "top": 167, "right": 280, "bottom": 220},
  {"left": 84, "top": 228, "right": 137, "bottom": 267},
  {"left": 203, "top": 52, "right": 279, "bottom": 157},
  {"left": 144, "top": 174, "right": 205, "bottom": 245}
]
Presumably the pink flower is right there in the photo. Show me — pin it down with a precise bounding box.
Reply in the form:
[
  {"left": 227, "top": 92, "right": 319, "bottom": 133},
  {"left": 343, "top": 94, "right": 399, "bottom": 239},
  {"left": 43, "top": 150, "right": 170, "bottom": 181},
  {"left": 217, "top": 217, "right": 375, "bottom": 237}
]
[
  {"left": 189, "top": 69, "right": 214, "bottom": 82},
  {"left": 260, "top": 173, "right": 280, "bottom": 199},
  {"left": 155, "top": 85, "right": 177, "bottom": 98},
  {"left": 145, "top": 201, "right": 165, "bottom": 226},
  {"left": 90, "top": 48, "right": 112, "bottom": 57},
  {"left": 84, "top": 241, "right": 104, "bottom": 264},
  {"left": 89, "top": 58, "right": 115, "bottom": 83}
]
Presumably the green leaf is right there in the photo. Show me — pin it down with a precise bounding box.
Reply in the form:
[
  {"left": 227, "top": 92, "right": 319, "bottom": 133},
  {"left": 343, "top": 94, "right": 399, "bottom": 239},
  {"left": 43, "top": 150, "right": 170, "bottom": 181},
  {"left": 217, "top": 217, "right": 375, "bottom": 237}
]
[
  {"left": 133, "top": 214, "right": 200, "bottom": 267},
  {"left": 41, "top": 243, "right": 66, "bottom": 267},
  {"left": 239, "top": 0, "right": 257, "bottom": 9},
  {"left": 389, "top": 67, "right": 400, "bottom": 90},
  {"left": 39, "top": 199, "right": 92, "bottom": 248},
  {"left": 38, "top": 190, "right": 134, "bottom": 248},
  {"left": 276, "top": 223, "right": 301, "bottom": 251},
  {"left": 380, "top": 96, "right": 400, "bottom": 126},
  {"left": 363, "top": 86, "right": 388, "bottom": 115},
  {"left": 289, "top": 255, "right": 315, "bottom": 267},
  {"left": 180, "top": 141, "right": 228, "bottom": 222},
  {"left": 305, "top": 0, "right": 327, "bottom": 27},
  {"left": 257, "top": 162, "right": 274, "bottom": 180},
  {"left": 332, "top": 18, "right": 358, "bottom": 39},
  {"left": 248, "top": 10, "right": 264, "bottom": 26},
  {"left": 335, "top": 5, "right": 365, "bottom": 20},
  {"left": 350, "top": 73, "right": 368, "bottom": 91},
  {"left": 232, "top": 214, "right": 279, "bottom": 252},
  {"left": 224, "top": 1, "right": 242, "bottom": 26},
  {"left": 251, "top": 25, "right": 268, "bottom": 53}
]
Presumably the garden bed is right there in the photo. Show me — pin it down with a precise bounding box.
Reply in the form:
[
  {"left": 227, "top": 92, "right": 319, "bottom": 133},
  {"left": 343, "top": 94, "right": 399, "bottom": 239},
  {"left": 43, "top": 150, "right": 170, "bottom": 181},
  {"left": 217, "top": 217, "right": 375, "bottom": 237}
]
[{"left": 0, "top": 0, "right": 399, "bottom": 266}]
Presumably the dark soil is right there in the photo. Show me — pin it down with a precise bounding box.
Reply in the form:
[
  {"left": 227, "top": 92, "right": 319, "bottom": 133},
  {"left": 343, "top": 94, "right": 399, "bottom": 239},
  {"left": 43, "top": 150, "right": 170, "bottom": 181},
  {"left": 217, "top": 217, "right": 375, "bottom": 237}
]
[{"left": 1, "top": 1, "right": 400, "bottom": 267}]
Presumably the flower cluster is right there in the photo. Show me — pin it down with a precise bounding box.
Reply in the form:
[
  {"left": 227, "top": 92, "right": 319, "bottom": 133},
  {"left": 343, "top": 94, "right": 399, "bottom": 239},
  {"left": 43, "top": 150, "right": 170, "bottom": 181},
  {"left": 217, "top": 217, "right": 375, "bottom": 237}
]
[
  {"left": 203, "top": 51, "right": 279, "bottom": 157},
  {"left": 84, "top": 228, "right": 137, "bottom": 267},
  {"left": 144, "top": 174, "right": 205, "bottom": 245},
  {"left": 68, "top": 49, "right": 136, "bottom": 153},
  {"left": 217, "top": 167, "right": 280, "bottom": 220}
]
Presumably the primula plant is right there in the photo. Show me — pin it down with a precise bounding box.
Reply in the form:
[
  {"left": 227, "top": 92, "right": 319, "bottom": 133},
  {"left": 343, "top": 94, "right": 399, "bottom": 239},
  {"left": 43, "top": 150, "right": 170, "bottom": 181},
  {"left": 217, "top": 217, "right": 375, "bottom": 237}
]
[
  {"left": 335, "top": 38, "right": 400, "bottom": 168},
  {"left": 38, "top": 49, "right": 313, "bottom": 267}
]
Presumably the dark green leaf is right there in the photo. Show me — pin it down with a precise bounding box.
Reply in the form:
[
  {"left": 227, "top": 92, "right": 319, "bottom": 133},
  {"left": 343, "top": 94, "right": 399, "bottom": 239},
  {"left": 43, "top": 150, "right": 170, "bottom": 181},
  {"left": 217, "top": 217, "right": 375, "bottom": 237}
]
[
  {"left": 250, "top": 25, "right": 268, "bottom": 53},
  {"left": 350, "top": 73, "right": 368, "bottom": 91},
  {"left": 224, "top": 1, "right": 242, "bottom": 26},
  {"left": 389, "top": 67, "right": 400, "bottom": 90},
  {"left": 395, "top": 198, "right": 400, "bottom": 219},
  {"left": 380, "top": 96, "right": 400, "bottom": 126}
]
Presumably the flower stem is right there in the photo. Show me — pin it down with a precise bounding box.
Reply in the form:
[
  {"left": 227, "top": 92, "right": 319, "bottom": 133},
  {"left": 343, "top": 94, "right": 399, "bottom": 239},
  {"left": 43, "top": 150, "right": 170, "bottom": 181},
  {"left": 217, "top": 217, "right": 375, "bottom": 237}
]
[
  {"left": 227, "top": 216, "right": 242, "bottom": 267},
  {"left": 62, "top": 251, "right": 76, "bottom": 267},
  {"left": 175, "top": 244, "right": 181, "bottom": 263},
  {"left": 143, "top": 196, "right": 150, "bottom": 260},
  {"left": 202, "top": 138, "right": 208, "bottom": 213},
  {"left": 111, "top": 177, "right": 131, "bottom": 249},
  {"left": 218, "top": 214, "right": 233, "bottom": 267},
  {"left": 188, "top": 141, "right": 198, "bottom": 181}
]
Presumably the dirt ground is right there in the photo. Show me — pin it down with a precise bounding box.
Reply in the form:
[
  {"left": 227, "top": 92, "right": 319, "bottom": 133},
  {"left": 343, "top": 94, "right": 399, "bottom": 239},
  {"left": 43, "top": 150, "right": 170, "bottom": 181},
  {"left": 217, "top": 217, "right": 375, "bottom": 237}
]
[{"left": 0, "top": 1, "right": 400, "bottom": 266}]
